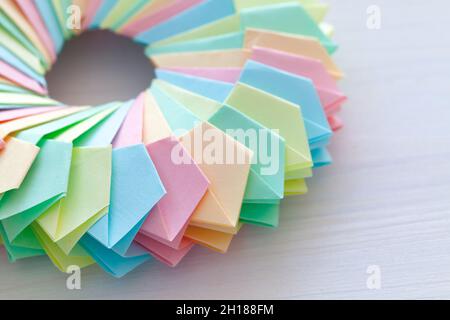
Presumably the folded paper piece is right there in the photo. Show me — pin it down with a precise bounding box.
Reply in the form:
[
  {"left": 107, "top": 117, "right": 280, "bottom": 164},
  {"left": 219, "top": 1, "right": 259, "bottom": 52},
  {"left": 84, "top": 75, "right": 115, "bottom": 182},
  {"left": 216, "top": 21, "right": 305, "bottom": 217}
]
[
  {"left": 139, "top": 137, "right": 209, "bottom": 248},
  {"left": 0, "top": 0, "right": 345, "bottom": 277}
]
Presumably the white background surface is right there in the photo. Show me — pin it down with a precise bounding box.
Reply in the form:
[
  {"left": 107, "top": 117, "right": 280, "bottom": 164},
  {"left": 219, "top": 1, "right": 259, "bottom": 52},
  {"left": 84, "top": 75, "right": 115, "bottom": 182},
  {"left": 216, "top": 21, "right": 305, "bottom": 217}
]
[{"left": 1, "top": 0, "right": 449, "bottom": 300}]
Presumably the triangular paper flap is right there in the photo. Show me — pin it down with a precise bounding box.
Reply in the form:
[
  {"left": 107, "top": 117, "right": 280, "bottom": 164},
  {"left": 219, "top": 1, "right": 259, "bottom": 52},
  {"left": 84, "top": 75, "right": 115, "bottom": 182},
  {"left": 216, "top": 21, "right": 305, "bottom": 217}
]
[
  {"left": 0, "top": 224, "right": 44, "bottom": 262},
  {"left": 151, "top": 49, "right": 250, "bottom": 68},
  {"left": 113, "top": 92, "right": 145, "bottom": 148},
  {"left": 1, "top": 194, "right": 62, "bottom": 243},
  {"left": 80, "top": 235, "right": 150, "bottom": 278},
  {"left": 189, "top": 190, "right": 236, "bottom": 233},
  {"left": 120, "top": 0, "right": 203, "bottom": 37},
  {"left": 0, "top": 138, "right": 39, "bottom": 194},
  {"left": 243, "top": 28, "right": 343, "bottom": 79},
  {"left": 163, "top": 67, "right": 241, "bottom": 83},
  {"left": 225, "top": 83, "right": 312, "bottom": 168},
  {"left": 240, "top": 3, "right": 336, "bottom": 53},
  {"left": 107, "top": 144, "right": 165, "bottom": 247},
  {"left": 239, "top": 60, "right": 332, "bottom": 144},
  {"left": 142, "top": 91, "right": 173, "bottom": 144},
  {"left": 240, "top": 203, "right": 280, "bottom": 228},
  {"left": 142, "top": 138, "right": 209, "bottom": 242},
  {"left": 31, "top": 223, "right": 94, "bottom": 272},
  {"left": 56, "top": 207, "right": 108, "bottom": 255},
  {"left": 244, "top": 168, "right": 284, "bottom": 201},
  {"left": 6, "top": 225, "right": 42, "bottom": 250},
  {"left": 250, "top": 46, "right": 346, "bottom": 109},
  {"left": 140, "top": 220, "right": 188, "bottom": 250},
  {"left": 180, "top": 122, "right": 252, "bottom": 230},
  {"left": 37, "top": 147, "right": 112, "bottom": 242},
  {"left": 155, "top": 69, "right": 233, "bottom": 102},
  {"left": 208, "top": 105, "right": 285, "bottom": 200},
  {"left": 135, "top": 233, "right": 194, "bottom": 267},
  {"left": 135, "top": 0, "right": 236, "bottom": 45},
  {"left": 150, "top": 84, "right": 200, "bottom": 133},
  {"left": 141, "top": 207, "right": 169, "bottom": 241},
  {"left": 153, "top": 79, "right": 222, "bottom": 120},
  {"left": 185, "top": 225, "right": 237, "bottom": 254},
  {"left": 111, "top": 215, "right": 149, "bottom": 257}
]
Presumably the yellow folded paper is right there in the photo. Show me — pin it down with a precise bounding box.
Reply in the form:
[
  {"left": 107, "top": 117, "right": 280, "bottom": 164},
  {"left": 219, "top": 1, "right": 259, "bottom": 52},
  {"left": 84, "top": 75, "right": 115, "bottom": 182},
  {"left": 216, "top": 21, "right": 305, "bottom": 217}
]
[
  {"left": 180, "top": 122, "right": 252, "bottom": 234},
  {"left": 185, "top": 224, "right": 243, "bottom": 254},
  {"left": 151, "top": 49, "right": 251, "bottom": 68},
  {"left": 0, "top": 138, "right": 39, "bottom": 194},
  {"left": 142, "top": 91, "right": 173, "bottom": 144}
]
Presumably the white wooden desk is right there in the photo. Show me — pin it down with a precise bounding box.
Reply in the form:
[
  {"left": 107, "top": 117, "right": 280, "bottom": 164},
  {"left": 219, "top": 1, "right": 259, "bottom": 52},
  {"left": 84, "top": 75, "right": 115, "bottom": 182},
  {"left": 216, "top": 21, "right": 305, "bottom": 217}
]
[{"left": 1, "top": 0, "right": 449, "bottom": 300}]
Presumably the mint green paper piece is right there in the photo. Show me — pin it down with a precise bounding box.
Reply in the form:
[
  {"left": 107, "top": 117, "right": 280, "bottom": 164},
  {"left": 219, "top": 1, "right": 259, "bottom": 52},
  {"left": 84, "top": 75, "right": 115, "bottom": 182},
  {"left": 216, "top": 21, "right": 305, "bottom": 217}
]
[
  {"left": 240, "top": 3, "right": 337, "bottom": 53},
  {"left": 154, "top": 80, "right": 285, "bottom": 201},
  {"left": 74, "top": 101, "right": 132, "bottom": 147},
  {"left": 0, "top": 104, "right": 118, "bottom": 260},
  {"left": 150, "top": 85, "right": 200, "bottom": 134},
  {"left": 240, "top": 202, "right": 280, "bottom": 228},
  {"left": 225, "top": 83, "right": 313, "bottom": 173}
]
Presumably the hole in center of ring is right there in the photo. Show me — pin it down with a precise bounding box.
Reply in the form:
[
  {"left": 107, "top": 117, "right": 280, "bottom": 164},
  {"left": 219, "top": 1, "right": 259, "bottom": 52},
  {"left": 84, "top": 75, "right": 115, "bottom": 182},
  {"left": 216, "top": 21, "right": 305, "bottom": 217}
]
[{"left": 45, "top": 30, "right": 155, "bottom": 106}]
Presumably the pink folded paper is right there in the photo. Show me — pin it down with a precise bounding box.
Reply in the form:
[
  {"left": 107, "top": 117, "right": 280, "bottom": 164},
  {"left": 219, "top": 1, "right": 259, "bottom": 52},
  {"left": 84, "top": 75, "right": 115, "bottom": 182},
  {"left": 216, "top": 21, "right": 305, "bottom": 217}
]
[
  {"left": 81, "top": 0, "right": 103, "bottom": 30},
  {"left": 135, "top": 234, "right": 194, "bottom": 267},
  {"left": 120, "top": 0, "right": 203, "bottom": 37},
  {"left": 139, "top": 137, "right": 209, "bottom": 249},
  {"left": 0, "top": 107, "right": 62, "bottom": 123},
  {"left": 112, "top": 92, "right": 145, "bottom": 148},
  {"left": 163, "top": 67, "right": 242, "bottom": 83},
  {"left": 15, "top": 0, "right": 57, "bottom": 62},
  {"left": 328, "top": 115, "right": 343, "bottom": 132},
  {"left": 251, "top": 47, "right": 347, "bottom": 113},
  {"left": 0, "top": 61, "right": 47, "bottom": 95}
]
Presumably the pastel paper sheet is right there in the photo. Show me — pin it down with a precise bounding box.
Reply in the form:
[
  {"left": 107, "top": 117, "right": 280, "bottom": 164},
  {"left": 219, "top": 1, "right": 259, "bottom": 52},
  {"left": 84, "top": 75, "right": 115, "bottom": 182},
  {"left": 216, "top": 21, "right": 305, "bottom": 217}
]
[
  {"left": 136, "top": 0, "right": 236, "bottom": 44},
  {"left": 250, "top": 47, "right": 347, "bottom": 114},
  {"left": 0, "top": 0, "right": 52, "bottom": 65},
  {"left": 152, "top": 79, "right": 287, "bottom": 205},
  {"left": 14, "top": 0, "right": 56, "bottom": 62},
  {"left": 120, "top": 0, "right": 203, "bottom": 37},
  {"left": 148, "top": 1, "right": 336, "bottom": 53},
  {"left": 139, "top": 137, "right": 209, "bottom": 248},
  {"left": 0, "top": 105, "right": 117, "bottom": 262}
]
